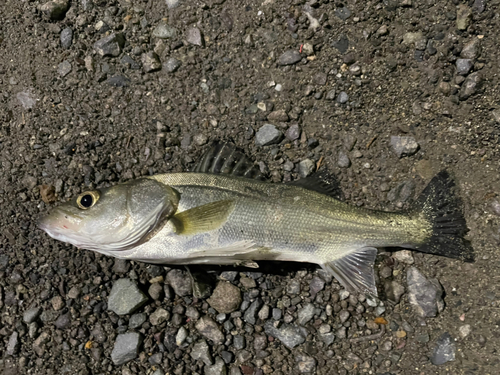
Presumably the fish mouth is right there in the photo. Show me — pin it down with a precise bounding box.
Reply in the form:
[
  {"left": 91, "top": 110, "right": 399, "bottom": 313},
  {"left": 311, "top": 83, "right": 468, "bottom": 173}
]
[
  {"left": 38, "top": 209, "right": 92, "bottom": 250},
  {"left": 38, "top": 208, "right": 80, "bottom": 234},
  {"left": 37, "top": 214, "right": 54, "bottom": 233}
]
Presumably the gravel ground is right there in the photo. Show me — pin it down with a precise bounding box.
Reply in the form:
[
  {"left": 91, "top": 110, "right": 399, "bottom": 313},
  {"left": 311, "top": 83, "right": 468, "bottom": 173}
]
[{"left": 1, "top": 0, "right": 500, "bottom": 374}]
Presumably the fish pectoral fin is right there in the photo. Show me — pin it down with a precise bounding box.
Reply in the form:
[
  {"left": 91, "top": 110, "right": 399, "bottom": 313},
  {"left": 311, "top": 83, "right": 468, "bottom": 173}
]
[
  {"left": 322, "top": 247, "right": 378, "bottom": 297},
  {"left": 173, "top": 199, "right": 235, "bottom": 235}
]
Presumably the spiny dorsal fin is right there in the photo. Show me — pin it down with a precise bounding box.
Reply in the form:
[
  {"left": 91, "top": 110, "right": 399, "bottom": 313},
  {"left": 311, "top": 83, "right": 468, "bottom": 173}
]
[
  {"left": 286, "top": 172, "right": 344, "bottom": 200},
  {"left": 191, "top": 142, "right": 265, "bottom": 180},
  {"left": 173, "top": 199, "right": 235, "bottom": 235}
]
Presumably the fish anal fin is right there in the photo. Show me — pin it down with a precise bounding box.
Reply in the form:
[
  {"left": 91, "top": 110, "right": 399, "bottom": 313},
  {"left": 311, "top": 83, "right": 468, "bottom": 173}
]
[
  {"left": 174, "top": 199, "right": 235, "bottom": 235},
  {"left": 322, "top": 247, "right": 378, "bottom": 297}
]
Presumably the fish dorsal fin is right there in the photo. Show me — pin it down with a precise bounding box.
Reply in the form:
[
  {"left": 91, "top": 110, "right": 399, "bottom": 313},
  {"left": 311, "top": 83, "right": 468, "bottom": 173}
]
[
  {"left": 286, "top": 172, "right": 344, "bottom": 200},
  {"left": 173, "top": 199, "right": 235, "bottom": 235},
  {"left": 322, "top": 247, "right": 378, "bottom": 297},
  {"left": 192, "top": 142, "right": 265, "bottom": 180}
]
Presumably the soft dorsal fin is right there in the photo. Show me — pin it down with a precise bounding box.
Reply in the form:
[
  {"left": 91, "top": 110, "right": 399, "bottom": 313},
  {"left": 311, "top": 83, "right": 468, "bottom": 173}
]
[
  {"left": 286, "top": 172, "right": 344, "bottom": 200},
  {"left": 191, "top": 142, "right": 265, "bottom": 180}
]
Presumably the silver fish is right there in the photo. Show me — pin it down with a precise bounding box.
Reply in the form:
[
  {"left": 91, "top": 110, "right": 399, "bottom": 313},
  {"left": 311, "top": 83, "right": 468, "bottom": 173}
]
[{"left": 39, "top": 143, "right": 474, "bottom": 296}]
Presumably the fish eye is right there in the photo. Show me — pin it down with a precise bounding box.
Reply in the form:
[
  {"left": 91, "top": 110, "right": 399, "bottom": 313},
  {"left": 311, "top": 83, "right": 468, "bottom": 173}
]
[{"left": 76, "top": 191, "right": 100, "bottom": 210}]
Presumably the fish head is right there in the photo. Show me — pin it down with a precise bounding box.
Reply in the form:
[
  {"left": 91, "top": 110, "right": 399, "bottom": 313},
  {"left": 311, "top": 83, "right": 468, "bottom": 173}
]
[{"left": 38, "top": 178, "right": 179, "bottom": 253}]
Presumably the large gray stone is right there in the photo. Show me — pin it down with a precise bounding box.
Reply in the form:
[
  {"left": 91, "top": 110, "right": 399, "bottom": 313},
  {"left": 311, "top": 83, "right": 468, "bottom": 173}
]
[
  {"left": 40, "top": 0, "right": 69, "bottom": 20},
  {"left": 264, "top": 322, "right": 306, "bottom": 349},
  {"left": 207, "top": 281, "right": 242, "bottom": 314},
  {"left": 164, "top": 57, "right": 181, "bottom": 73},
  {"left": 243, "top": 298, "right": 263, "bottom": 325},
  {"left": 93, "top": 33, "right": 125, "bottom": 57},
  {"left": 390, "top": 136, "right": 419, "bottom": 158},
  {"left": 195, "top": 316, "right": 224, "bottom": 344},
  {"left": 149, "top": 308, "right": 170, "bottom": 326},
  {"left": 190, "top": 340, "right": 213, "bottom": 365},
  {"left": 204, "top": 357, "right": 227, "bottom": 375},
  {"left": 255, "top": 124, "right": 282, "bottom": 146},
  {"left": 298, "top": 159, "right": 315, "bottom": 178},
  {"left": 186, "top": 27, "right": 204, "bottom": 46},
  {"left": 60, "top": 27, "right": 73, "bottom": 49},
  {"left": 111, "top": 332, "right": 142, "bottom": 365},
  {"left": 459, "top": 72, "right": 482, "bottom": 100},
  {"left": 166, "top": 269, "right": 192, "bottom": 296},
  {"left": 456, "top": 59, "right": 473, "bottom": 75},
  {"left": 297, "top": 303, "right": 315, "bottom": 326},
  {"left": 431, "top": 332, "right": 455, "bottom": 365},
  {"left": 142, "top": 52, "right": 162, "bottom": 73},
  {"left": 23, "top": 307, "right": 42, "bottom": 323},
  {"left": 279, "top": 50, "right": 302, "bottom": 65},
  {"left": 153, "top": 22, "right": 178, "bottom": 39},
  {"left": 58, "top": 61, "right": 72, "bottom": 77},
  {"left": 337, "top": 151, "right": 351, "bottom": 168},
  {"left": 461, "top": 39, "right": 481, "bottom": 60},
  {"left": 108, "top": 278, "right": 149, "bottom": 316},
  {"left": 7, "top": 331, "right": 19, "bottom": 355},
  {"left": 407, "top": 267, "right": 443, "bottom": 318}
]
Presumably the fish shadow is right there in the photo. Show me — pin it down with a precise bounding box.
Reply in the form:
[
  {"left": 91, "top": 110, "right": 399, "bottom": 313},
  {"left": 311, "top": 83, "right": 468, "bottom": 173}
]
[{"left": 190, "top": 260, "right": 320, "bottom": 278}]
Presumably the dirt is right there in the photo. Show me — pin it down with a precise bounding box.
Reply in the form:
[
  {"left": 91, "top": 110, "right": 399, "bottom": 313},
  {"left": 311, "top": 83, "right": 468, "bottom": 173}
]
[{"left": 0, "top": 0, "right": 499, "bottom": 374}]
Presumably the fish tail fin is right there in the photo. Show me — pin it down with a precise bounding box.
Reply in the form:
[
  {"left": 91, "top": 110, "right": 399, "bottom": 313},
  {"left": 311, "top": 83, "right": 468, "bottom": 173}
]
[{"left": 410, "top": 170, "right": 474, "bottom": 262}]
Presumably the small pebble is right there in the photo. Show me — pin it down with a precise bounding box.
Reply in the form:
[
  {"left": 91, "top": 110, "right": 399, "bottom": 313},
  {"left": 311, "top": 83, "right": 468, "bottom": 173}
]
[
  {"left": 285, "top": 124, "right": 300, "bottom": 141},
  {"left": 207, "top": 281, "right": 242, "bottom": 314},
  {"left": 60, "top": 27, "right": 73, "bottom": 48},
  {"left": 459, "top": 72, "right": 482, "bottom": 100},
  {"left": 393, "top": 250, "right": 414, "bottom": 264},
  {"left": 57, "top": 61, "right": 72, "bottom": 77},
  {"left": 163, "top": 57, "right": 181, "bottom": 73},
  {"left": 279, "top": 50, "right": 302, "bottom": 66},
  {"left": 298, "top": 159, "right": 315, "bottom": 178},
  {"left": 337, "top": 151, "right": 351, "bottom": 168},
  {"left": 337, "top": 91, "right": 349, "bottom": 104},
  {"left": 195, "top": 316, "right": 224, "bottom": 344},
  {"left": 186, "top": 27, "right": 204, "bottom": 46},
  {"left": 459, "top": 325, "right": 471, "bottom": 338},
  {"left": 152, "top": 22, "right": 177, "bottom": 39},
  {"left": 190, "top": 340, "right": 213, "bottom": 366},
  {"left": 456, "top": 59, "right": 473, "bottom": 76},
  {"left": 431, "top": 332, "right": 455, "bottom": 365},
  {"left": 390, "top": 136, "right": 419, "bottom": 158},
  {"left": 93, "top": 33, "right": 125, "bottom": 57}
]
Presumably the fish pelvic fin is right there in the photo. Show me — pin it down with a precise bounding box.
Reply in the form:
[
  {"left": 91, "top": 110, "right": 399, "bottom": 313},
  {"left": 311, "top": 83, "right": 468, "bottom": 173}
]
[
  {"left": 322, "top": 247, "right": 378, "bottom": 297},
  {"left": 173, "top": 199, "right": 235, "bottom": 235},
  {"left": 410, "top": 170, "right": 474, "bottom": 262}
]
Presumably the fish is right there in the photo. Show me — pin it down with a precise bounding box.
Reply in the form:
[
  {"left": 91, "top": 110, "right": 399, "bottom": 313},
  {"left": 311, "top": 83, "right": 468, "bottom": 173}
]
[{"left": 38, "top": 142, "right": 474, "bottom": 296}]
